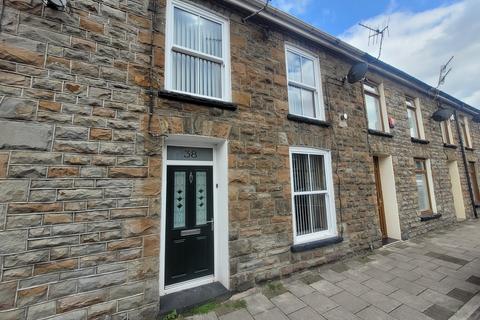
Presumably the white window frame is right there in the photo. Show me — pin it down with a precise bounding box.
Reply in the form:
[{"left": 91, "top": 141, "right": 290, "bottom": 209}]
[
  {"left": 460, "top": 115, "right": 473, "bottom": 148},
  {"left": 285, "top": 44, "right": 325, "bottom": 121},
  {"left": 165, "top": 0, "right": 232, "bottom": 102},
  {"left": 364, "top": 81, "right": 389, "bottom": 133},
  {"left": 406, "top": 97, "right": 425, "bottom": 139},
  {"left": 289, "top": 147, "right": 337, "bottom": 244},
  {"left": 440, "top": 117, "right": 455, "bottom": 145}
]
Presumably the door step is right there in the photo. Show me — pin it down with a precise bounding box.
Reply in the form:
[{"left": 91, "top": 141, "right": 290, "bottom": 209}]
[{"left": 159, "top": 282, "right": 230, "bottom": 316}]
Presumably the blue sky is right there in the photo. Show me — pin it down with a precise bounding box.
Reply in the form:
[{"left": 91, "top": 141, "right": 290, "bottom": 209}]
[
  {"left": 271, "top": 0, "right": 458, "bottom": 36},
  {"left": 269, "top": 0, "right": 479, "bottom": 107}
]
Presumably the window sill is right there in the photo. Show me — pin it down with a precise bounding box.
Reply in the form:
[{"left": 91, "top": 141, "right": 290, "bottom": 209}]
[
  {"left": 368, "top": 129, "right": 393, "bottom": 138},
  {"left": 420, "top": 213, "right": 442, "bottom": 222},
  {"left": 465, "top": 147, "right": 475, "bottom": 151},
  {"left": 443, "top": 143, "right": 457, "bottom": 149},
  {"left": 411, "top": 137, "right": 430, "bottom": 145},
  {"left": 287, "top": 114, "right": 331, "bottom": 127},
  {"left": 291, "top": 236, "right": 343, "bottom": 253},
  {"left": 158, "top": 90, "right": 237, "bottom": 111}
]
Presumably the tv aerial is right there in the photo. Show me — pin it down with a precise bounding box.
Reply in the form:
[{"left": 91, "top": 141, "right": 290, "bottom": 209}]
[
  {"left": 436, "top": 56, "right": 454, "bottom": 89},
  {"left": 359, "top": 18, "right": 390, "bottom": 60},
  {"left": 431, "top": 56, "right": 455, "bottom": 121},
  {"left": 431, "top": 56, "right": 454, "bottom": 101}
]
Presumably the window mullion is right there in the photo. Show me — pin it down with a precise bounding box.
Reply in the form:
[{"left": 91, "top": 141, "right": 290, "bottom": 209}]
[{"left": 307, "top": 154, "right": 315, "bottom": 234}]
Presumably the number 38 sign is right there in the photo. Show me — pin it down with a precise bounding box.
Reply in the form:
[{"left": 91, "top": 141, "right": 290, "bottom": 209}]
[{"left": 167, "top": 146, "right": 214, "bottom": 162}]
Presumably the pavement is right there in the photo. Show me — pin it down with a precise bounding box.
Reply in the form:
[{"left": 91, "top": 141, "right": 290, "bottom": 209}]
[{"left": 185, "top": 220, "right": 480, "bottom": 320}]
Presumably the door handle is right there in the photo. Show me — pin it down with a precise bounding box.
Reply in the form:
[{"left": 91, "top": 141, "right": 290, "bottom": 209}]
[{"left": 207, "top": 220, "right": 214, "bottom": 231}]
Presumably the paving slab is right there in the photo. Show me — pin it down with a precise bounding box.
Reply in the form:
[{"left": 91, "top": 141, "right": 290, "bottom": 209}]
[
  {"left": 388, "top": 277, "right": 426, "bottom": 295},
  {"left": 356, "top": 306, "right": 396, "bottom": 320},
  {"left": 219, "top": 309, "right": 254, "bottom": 320},
  {"left": 423, "top": 304, "right": 454, "bottom": 320},
  {"left": 254, "top": 307, "right": 289, "bottom": 320},
  {"left": 271, "top": 292, "right": 306, "bottom": 314},
  {"left": 288, "top": 306, "right": 325, "bottom": 320},
  {"left": 418, "top": 289, "right": 464, "bottom": 313},
  {"left": 389, "top": 289, "right": 432, "bottom": 312},
  {"left": 300, "top": 292, "right": 338, "bottom": 314},
  {"left": 330, "top": 291, "right": 369, "bottom": 314},
  {"left": 362, "top": 278, "right": 397, "bottom": 295},
  {"left": 244, "top": 293, "right": 275, "bottom": 315},
  {"left": 284, "top": 280, "right": 315, "bottom": 298},
  {"left": 322, "top": 306, "right": 361, "bottom": 320},
  {"left": 336, "top": 278, "right": 369, "bottom": 296},
  {"left": 310, "top": 280, "right": 343, "bottom": 297},
  {"left": 389, "top": 304, "right": 433, "bottom": 320},
  {"left": 360, "top": 290, "right": 401, "bottom": 313}
]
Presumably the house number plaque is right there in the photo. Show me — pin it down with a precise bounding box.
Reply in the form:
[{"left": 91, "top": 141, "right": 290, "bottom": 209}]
[{"left": 167, "top": 146, "right": 213, "bottom": 161}]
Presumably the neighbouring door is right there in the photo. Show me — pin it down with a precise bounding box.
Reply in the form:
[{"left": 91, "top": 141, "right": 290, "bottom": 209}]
[
  {"left": 373, "top": 157, "right": 388, "bottom": 242},
  {"left": 165, "top": 165, "right": 214, "bottom": 286}
]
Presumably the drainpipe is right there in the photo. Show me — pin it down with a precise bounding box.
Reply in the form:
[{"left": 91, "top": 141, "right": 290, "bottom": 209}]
[{"left": 453, "top": 109, "right": 478, "bottom": 218}]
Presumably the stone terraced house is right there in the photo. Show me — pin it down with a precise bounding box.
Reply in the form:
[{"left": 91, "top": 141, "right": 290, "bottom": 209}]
[{"left": 0, "top": 0, "right": 479, "bottom": 318}]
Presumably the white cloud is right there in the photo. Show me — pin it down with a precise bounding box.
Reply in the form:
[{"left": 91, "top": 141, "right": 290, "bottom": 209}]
[
  {"left": 340, "top": 0, "right": 480, "bottom": 107},
  {"left": 271, "top": 0, "right": 311, "bottom": 15}
]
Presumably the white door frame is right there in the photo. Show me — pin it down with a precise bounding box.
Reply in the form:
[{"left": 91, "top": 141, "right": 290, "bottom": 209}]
[{"left": 159, "top": 135, "right": 230, "bottom": 296}]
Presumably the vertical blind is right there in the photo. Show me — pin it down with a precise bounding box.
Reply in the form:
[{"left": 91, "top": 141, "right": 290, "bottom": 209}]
[
  {"left": 172, "top": 7, "right": 223, "bottom": 99},
  {"left": 286, "top": 50, "right": 317, "bottom": 118},
  {"left": 292, "top": 153, "right": 329, "bottom": 236}
]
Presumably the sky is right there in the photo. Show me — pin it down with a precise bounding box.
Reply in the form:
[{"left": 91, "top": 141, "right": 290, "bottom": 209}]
[{"left": 270, "top": 0, "right": 480, "bottom": 107}]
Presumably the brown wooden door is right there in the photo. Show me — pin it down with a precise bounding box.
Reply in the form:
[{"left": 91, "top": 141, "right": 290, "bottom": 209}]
[{"left": 373, "top": 157, "right": 388, "bottom": 241}]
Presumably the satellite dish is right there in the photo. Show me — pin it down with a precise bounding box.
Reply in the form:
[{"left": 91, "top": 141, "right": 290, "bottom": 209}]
[
  {"left": 345, "top": 62, "right": 368, "bottom": 84},
  {"left": 43, "top": 0, "right": 67, "bottom": 10},
  {"left": 431, "top": 108, "right": 454, "bottom": 122}
]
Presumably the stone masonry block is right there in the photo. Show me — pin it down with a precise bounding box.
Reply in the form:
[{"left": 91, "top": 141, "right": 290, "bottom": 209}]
[
  {"left": 0, "top": 281, "right": 17, "bottom": 311},
  {"left": 0, "top": 230, "right": 27, "bottom": 254},
  {"left": 0, "top": 120, "right": 52, "bottom": 151},
  {"left": 0, "top": 97, "right": 36, "bottom": 120},
  {"left": 57, "top": 188, "right": 103, "bottom": 201},
  {"left": 0, "top": 180, "right": 29, "bottom": 202},
  {"left": 78, "top": 271, "right": 127, "bottom": 292}
]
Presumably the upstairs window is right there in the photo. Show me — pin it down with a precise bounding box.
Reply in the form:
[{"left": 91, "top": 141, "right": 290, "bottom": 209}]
[
  {"left": 459, "top": 116, "right": 473, "bottom": 148},
  {"left": 285, "top": 45, "right": 324, "bottom": 120},
  {"left": 440, "top": 118, "right": 455, "bottom": 145},
  {"left": 165, "top": 0, "right": 231, "bottom": 101},
  {"left": 364, "top": 82, "right": 388, "bottom": 132},
  {"left": 290, "top": 147, "right": 336, "bottom": 244},
  {"left": 406, "top": 97, "right": 423, "bottom": 139}
]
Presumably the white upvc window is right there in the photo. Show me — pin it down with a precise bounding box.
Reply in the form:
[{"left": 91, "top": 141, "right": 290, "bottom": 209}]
[
  {"left": 289, "top": 147, "right": 337, "bottom": 244},
  {"left": 364, "top": 82, "right": 389, "bottom": 132},
  {"left": 285, "top": 45, "right": 325, "bottom": 120},
  {"left": 406, "top": 97, "right": 425, "bottom": 139},
  {"left": 459, "top": 115, "right": 473, "bottom": 148},
  {"left": 165, "top": 0, "right": 231, "bottom": 101},
  {"left": 440, "top": 117, "right": 455, "bottom": 145}
]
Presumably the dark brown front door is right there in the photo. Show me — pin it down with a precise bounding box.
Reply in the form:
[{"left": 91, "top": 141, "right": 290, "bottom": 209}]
[
  {"left": 165, "top": 165, "right": 214, "bottom": 286},
  {"left": 373, "top": 157, "right": 388, "bottom": 241}
]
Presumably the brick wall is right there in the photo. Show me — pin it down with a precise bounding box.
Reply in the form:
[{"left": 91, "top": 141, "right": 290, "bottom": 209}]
[{"left": 0, "top": 0, "right": 478, "bottom": 319}]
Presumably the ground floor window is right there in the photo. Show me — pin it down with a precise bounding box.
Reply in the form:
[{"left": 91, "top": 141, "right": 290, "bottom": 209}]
[
  {"left": 290, "top": 147, "right": 337, "bottom": 244},
  {"left": 414, "top": 159, "right": 433, "bottom": 214}
]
